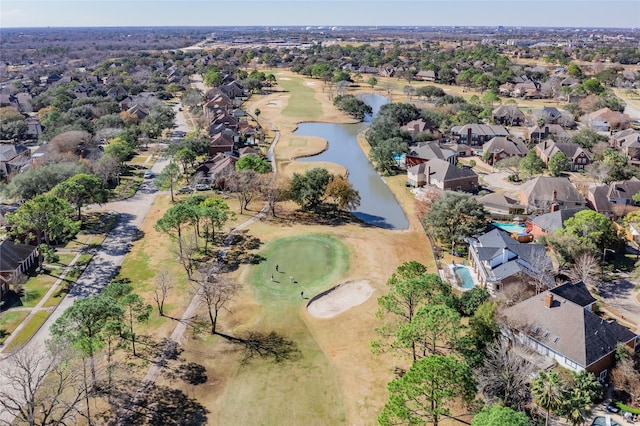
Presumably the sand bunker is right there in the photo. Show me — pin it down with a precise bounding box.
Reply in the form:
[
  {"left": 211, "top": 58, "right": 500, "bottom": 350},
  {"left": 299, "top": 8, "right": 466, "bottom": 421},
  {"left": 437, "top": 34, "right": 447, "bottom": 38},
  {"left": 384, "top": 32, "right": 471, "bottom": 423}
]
[
  {"left": 307, "top": 280, "right": 374, "bottom": 319},
  {"left": 279, "top": 77, "right": 291, "bottom": 80},
  {"left": 305, "top": 82, "right": 316, "bottom": 86}
]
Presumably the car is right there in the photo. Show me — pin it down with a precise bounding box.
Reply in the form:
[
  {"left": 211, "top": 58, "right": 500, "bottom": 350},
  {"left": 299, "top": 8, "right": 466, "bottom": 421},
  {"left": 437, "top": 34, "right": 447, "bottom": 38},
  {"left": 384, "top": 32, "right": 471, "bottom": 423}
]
[
  {"left": 143, "top": 169, "right": 153, "bottom": 179},
  {"left": 195, "top": 183, "right": 211, "bottom": 191},
  {"left": 177, "top": 186, "right": 193, "bottom": 194}
]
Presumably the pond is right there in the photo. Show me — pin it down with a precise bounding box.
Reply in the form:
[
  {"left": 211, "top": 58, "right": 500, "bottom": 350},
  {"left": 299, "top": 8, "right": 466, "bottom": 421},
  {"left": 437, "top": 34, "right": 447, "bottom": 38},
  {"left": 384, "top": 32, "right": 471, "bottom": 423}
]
[{"left": 296, "top": 94, "right": 409, "bottom": 230}]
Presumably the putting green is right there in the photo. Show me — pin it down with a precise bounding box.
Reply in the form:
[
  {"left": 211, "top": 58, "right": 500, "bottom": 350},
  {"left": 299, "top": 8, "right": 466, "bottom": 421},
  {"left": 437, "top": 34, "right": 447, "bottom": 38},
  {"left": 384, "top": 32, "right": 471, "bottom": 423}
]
[{"left": 249, "top": 234, "right": 349, "bottom": 303}]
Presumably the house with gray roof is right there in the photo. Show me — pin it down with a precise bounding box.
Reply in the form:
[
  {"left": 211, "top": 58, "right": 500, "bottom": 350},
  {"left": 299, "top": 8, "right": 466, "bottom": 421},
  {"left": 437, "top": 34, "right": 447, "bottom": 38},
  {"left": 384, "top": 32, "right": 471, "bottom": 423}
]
[
  {"left": 466, "top": 228, "right": 553, "bottom": 295},
  {"left": 0, "top": 240, "right": 38, "bottom": 299},
  {"left": 492, "top": 105, "right": 525, "bottom": 126},
  {"left": 407, "top": 159, "right": 478, "bottom": 192},
  {"left": 451, "top": 124, "right": 509, "bottom": 146},
  {"left": 534, "top": 140, "right": 592, "bottom": 171},
  {"left": 610, "top": 129, "right": 640, "bottom": 167},
  {"left": 502, "top": 282, "right": 638, "bottom": 380},
  {"left": 528, "top": 124, "right": 571, "bottom": 142},
  {"left": 405, "top": 142, "right": 456, "bottom": 168},
  {"left": 587, "top": 177, "right": 640, "bottom": 218},
  {"left": 519, "top": 176, "right": 584, "bottom": 214},
  {"left": 527, "top": 207, "right": 585, "bottom": 239},
  {"left": 482, "top": 136, "right": 528, "bottom": 165},
  {"left": 477, "top": 193, "right": 525, "bottom": 216}
]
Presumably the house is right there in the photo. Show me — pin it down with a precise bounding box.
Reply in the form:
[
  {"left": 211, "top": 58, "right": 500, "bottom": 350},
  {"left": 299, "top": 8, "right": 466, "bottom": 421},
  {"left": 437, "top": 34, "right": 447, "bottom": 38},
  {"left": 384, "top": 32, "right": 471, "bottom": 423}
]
[
  {"left": 401, "top": 119, "right": 441, "bottom": 141},
  {"left": 407, "top": 159, "right": 478, "bottom": 192},
  {"left": 25, "top": 116, "right": 43, "bottom": 139},
  {"left": 477, "top": 193, "right": 525, "bottom": 216},
  {"left": 415, "top": 70, "right": 437, "bottom": 82},
  {"left": 502, "top": 282, "right": 638, "bottom": 380},
  {"left": 610, "top": 129, "right": 640, "bottom": 166},
  {"left": 587, "top": 178, "right": 640, "bottom": 218},
  {"left": 492, "top": 105, "right": 525, "bottom": 126},
  {"left": 451, "top": 124, "right": 510, "bottom": 146},
  {"left": 526, "top": 207, "right": 585, "bottom": 239},
  {"left": 528, "top": 124, "right": 571, "bottom": 142},
  {"left": 0, "top": 240, "right": 38, "bottom": 299},
  {"left": 208, "top": 109, "right": 239, "bottom": 135},
  {"left": 582, "top": 108, "right": 630, "bottom": 133},
  {"left": 482, "top": 136, "right": 528, "bottom": 165},
  {"left": 208, "top": 133, "right": 235, "bottom": 156},
  {"left": 466, "top": 228, "right": 554, "bottom": 295},
  {"left": 194, "top": 153, "right": 237, "bottom": 186},
  {"left": 203, "top": 92, "right": 234, "bottom": 117},
  {"left": 106, "top": 86, "right": 128, "bottom": 99},
  {"left": 125, "top": 104, "right": 149, "bottom": 121},
  {"left": 519, "top": 176, "right": 585, "bottom": 213},
  {"left": 534, "top": 140, "right": 592, "bottom": 171},
  {"left": 533, "top": 106, "right": 563, "bottom": 124},
  {"left": 405, "top": 142, "right": 456, "bottom": 168},
  {"left": 0, "top": 144, "right": 31, "bottom": 182}
]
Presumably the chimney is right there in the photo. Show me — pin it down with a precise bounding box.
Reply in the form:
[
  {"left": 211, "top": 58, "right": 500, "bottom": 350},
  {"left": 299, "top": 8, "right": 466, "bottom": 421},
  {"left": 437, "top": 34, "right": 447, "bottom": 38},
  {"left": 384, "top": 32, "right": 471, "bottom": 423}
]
[
  {"left": 552, "top": 190, "right": 557, "bottom": 201},
  {"left": 544, "top": 126, "right": 549, "bottom": 139},
  {"left": 502, "top": 247, "right": 508, "bottom": 264},
  {"left": 543, "top": 140, "right": 547, "bottom": 150},
  {"left": 545, "top": 293, "right": 554, "bottom": 308},
  {"left": 427, "top": 165, "right": 431, "bottom": 185},
  {"left": 550, "top": 203, "right": 559, "bottom": 212},
  {"left": 467, "top": 127, "right": 472, "bottom": 145}
]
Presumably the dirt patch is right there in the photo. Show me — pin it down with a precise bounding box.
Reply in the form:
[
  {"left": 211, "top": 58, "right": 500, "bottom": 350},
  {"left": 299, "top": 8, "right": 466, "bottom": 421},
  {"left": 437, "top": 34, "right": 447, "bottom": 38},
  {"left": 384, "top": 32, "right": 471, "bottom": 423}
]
[{"left": 307, "top": 280, "right": 374, "bottom": 318}]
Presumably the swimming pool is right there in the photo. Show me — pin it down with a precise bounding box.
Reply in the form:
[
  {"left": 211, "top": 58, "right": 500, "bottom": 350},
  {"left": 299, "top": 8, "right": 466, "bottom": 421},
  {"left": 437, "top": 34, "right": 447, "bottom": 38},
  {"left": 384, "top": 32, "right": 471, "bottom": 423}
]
[
  {"left": 453, "top": 266, "right": 475, "bottom": 290},
  {"left": 491, "top": 221, "right": 526, "bottom": 234}
]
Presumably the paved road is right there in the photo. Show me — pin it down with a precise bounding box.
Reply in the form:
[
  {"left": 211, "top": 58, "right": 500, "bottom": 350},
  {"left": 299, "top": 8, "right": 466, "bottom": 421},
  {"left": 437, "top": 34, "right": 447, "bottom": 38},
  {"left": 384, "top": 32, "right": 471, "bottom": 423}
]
[{"left": 598, "top": 274, "right": 640, "bottom": 333}]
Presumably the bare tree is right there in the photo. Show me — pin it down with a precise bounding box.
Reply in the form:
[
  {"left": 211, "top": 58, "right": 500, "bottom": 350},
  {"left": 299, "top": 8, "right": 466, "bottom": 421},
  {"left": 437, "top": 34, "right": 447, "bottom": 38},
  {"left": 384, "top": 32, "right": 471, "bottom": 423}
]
[
  {"left": 227, "top": 169, "right": 257, "bottom": 214},
  {"left": 258, "top": 173, "right": 291, "bottom": 217},
  {"left": 584, "top": 161, "right": 613, "bottom": 184},
  {"left": 568, "top": 252, "right": 600, "bottom": 289},
  {"left": 527, "top": 247, "right": 556, "bottom": 294},
  {"left": 171, "top": 235, "right": 199, "bottom": 280},
  {"left": 194, "top": 265, "right": 240, "bottom": 334},
  {"left": 153, "top": 269, "right": 173, "bottom": 316},
  {"left": 0, "top": 345, "right": 86, "bottom": 426},
  {"left": 611, "top": 352, "right": 640, "bottom": 405},
  {"left": 475, "top": 337, "right": 535, "bottom": 411},
  {"left": 498, "top": 281, "right": 535, "bottom": 306}
]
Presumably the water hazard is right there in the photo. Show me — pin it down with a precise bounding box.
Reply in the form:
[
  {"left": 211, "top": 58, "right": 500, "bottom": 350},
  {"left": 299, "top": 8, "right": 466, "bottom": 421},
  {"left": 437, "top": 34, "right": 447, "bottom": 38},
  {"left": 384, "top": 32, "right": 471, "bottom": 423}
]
[{"left": 296, "top": 94, "right": 409, "bottom": 230}]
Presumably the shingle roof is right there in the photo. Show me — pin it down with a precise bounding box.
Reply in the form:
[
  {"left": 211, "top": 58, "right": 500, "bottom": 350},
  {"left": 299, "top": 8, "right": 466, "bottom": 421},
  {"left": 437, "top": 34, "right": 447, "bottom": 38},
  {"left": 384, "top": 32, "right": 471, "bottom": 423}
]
[
  {"left": 426, "top": 158, "right": 477, "bottom": 181},
  {"left": 483, "top": 136, "right": 529, "bottom": 156},
  {"left": 531, "top": 207, "right": 585, "bottom": 233},
  {"left": 550, "top": 281, "right": 597, "bottom": 307},
  {"left": 521, "top": 176, "right": 584, "bottom": 206},
  {"left": 0, "top": 240, "right": 37, "bottom": 273},
  {"left": 503, "top": 290, "right": 637, "bottom": 368}
]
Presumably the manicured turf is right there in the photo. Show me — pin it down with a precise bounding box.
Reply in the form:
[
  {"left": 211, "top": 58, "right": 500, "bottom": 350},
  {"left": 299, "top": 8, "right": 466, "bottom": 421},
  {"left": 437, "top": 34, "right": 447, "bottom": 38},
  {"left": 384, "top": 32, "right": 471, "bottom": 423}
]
[
  {"left": 248, "top": 233, "right": 349, "bottom": 303},
  {"left": 218, "top": 234, "right": 350, "bottom": 424},
  {"left": 276, "top": 76, "right": 323, "bottom": 120},
  {"left": 0, "top": 311, "right": 29, "bottom": 345},
  {"left": 4, "top": 311, "right": 50, "bottom": 351}
]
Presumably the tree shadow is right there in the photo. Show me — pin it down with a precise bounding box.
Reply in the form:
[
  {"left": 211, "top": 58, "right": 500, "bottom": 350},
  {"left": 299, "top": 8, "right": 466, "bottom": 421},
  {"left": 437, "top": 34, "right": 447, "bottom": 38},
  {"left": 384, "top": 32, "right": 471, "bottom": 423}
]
[
  {"left": 215, "top": 331, "right": 301, "bottom": 364},
  {"left": 219, "top": 231, "right": 266, "bottom": 271},
  {"left": 165, "top": 362, "right": 208, "bottom": 385},
  {"left": 110, "top": 380, "right": 209, "bottom": 426},
  {"left": 275, "top": 206, "right": 366, "bottom": 228}
]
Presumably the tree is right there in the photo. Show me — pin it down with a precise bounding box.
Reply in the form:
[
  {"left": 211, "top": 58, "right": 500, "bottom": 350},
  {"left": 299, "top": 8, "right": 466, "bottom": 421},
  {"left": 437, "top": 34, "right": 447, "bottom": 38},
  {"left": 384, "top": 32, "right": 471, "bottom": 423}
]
[
  {"left": 0, "top": 345, "right": 86, "bottom": 426},
  {"left": 582, "top": 78, "right": 605, "bottom": 95},
  {"left": 153, "top": 270, "right": 173, "bottom": 316},
  {"left": 425, "top": 192, "right": 487, "bottom": 246},
  {"left": 475, "top": 338, "right": 534, "bottom": 410},
  {"left": 204, "top": 67, "right": 224, "bottom": 87},
  {"left": 174, "top": 147, "right": 197, "bottom": 174},
  {"left": 198, "top": 197, "right": 233, "bottom": 249},
  {"left": 289, "top": 167, "right": 331, "bottom": 211},
  {"left": 324, "top": 175, "right": 361, "bottom": 211},
  {"left": 370, "top": 137, "right": 408, "bottom": 175},
  {"left": 457, "top": 287, "right": 490, "bottom": 316},
  {"left": 568, "top": 252, "right": 600, "bottom": 288},
  {"left": 120, "top": 293, "right": 152, "bottom": 356},
  {"left": 471, "top": 405, "right": 529, "bottom": 426},
  {"left": 50, "top": 295, "right": 124, "bottom": 386},
  {"left": 395, "top": 304, "right": 462, "bottom": 360},
  {"left": 7, "top": 194, "right": 81, "bottom": 246},
  {"left": 235, "top": 154, "right": 272, "bottom": 173},
  {"left": 558, "top": 371, "right": 601, "bottom": 426},
  {"left": 155, "top": 161, "right": 181, "bottom": 202},
  {"left": 494, "top": 156, "right": 522, "bottom": 181},
  {"left": 519, "top": 150, "right": 546, "bottom": 178},
  {"left": 92, "top": 154, "right": 122, "bottom": 186},
  {"left": 257, "top": 173, "right": 291, "bottom": 217},
  {"left": 227, "top": 169, "right": 258, "bottom": 214},
  {"left": 560, "top": 210, "right": 624, "bottom": 258},
  {"left": 195, "top": 266, "right": 240, "bottom": 334},
  {"left": 403, "top": 85, "right": 415, "bottom": 101},
  {"left": 5, "top": 162, "right": 87, "bottom": 201},
  {"left": 378, "top": 355, "right": 476, "bottom": 426},
  {"left": 548, "top": 151, "right": 570, "bottom": 176},
  {"left": 52, "top": 173, "right": 109, "bottom": 220},
  {"left": 570, "top": 128, "right": 608, "bottom": 149},
  {"left": 531, "top": 370, "right": 562, "bottom": 426},
  {"left": 367, "top": 76, "right": 378, "bottom": 89},
  {"left": 104, "top": 137, "right": 134, "bottom": 164},
  {"left": 155, "top": 203, "right": 198, "bottom": 268}
]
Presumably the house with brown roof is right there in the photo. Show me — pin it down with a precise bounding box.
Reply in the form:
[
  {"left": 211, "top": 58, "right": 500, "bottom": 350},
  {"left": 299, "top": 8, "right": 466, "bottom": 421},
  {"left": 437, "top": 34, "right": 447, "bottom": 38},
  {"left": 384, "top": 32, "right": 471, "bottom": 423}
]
[
  {"left": 482, "top": 136, "right": 528, "bottom": 165},
  {"left": 407, "top": 159, "right": 478, "bottom": 192},
  {"left": 415, "top": 70, "right": 437, "bottom": 82},
  {"left": 533, "top": 106, "right": 563, "bottom": 124},
  {"left": 519, "top": 176, "right": 585, "bottom": 213},
  {"left": 451, "top": 124, "right": 510, "bottom": 147},
  {"left": 610, "top": 129, "right": 640, "bottom": 167},
  {"left": 492, "top": 105, "right": 525, "bottom": 126},
  {"left": 477, "top": 193, "right": 525, "bottom": 216},
  {"left": 405, "top": 142, "right": 456, "bottom": 168},
  {"left": 582, "top": 107, "right": 630, "bottom": 133},
  {"left": 125, "top": 104, "right": 149, "bottom": 121},
  {"left": 526, "top": 207, "right": 585, "bottom": 239},
  {"left": 208, "top": 109, "right": 239, "bottom": 135},
  {"left": 534, "top": 140, "right": 592, "bottom": 171},
  {"left": 587, "top": 178, "right": 640, "bottom": 218},
  {"left": 528, "top": 125, "right": 571, "bottom": 142},
  {"left": 194, "top": 153, "right": 237, "bottom": 187},
  {"left": 0, "top": 240, "right": 38, "bottom": 299},
  {"left": 465, "top": 228, "right": 553, "bottom": 295},
  {"left": 502, "top": 281, "right": 638, "bottom": 380},
  {"left": 400, "top": 119, "right": 441, "bottom": 141},
  {"left": 208, "top": 133, "right": 235, "bottom": 156}
]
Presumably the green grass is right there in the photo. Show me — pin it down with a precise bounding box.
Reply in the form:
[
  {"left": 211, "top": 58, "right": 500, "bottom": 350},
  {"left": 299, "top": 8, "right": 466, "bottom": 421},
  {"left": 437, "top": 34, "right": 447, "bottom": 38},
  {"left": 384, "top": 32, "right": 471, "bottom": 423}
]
[
  {"left": 0, "top": 311, "right": 29, "bottom": 345},
  {"left": 289, "top": 137, "right": 309, "bottom": 147},
  {"left": 4, "top": 311, "right": 50, "bottom": 351},
  {"left": 20, "top": 273, "right": 57, "bottom": 307},
  {"left": 118, "top": 241, "right": 155, "bottom": 287},
  {"left": 218, "top": 234, "right": 349, "bottom": 425},
  {"left": 277, "top": 76, "right": 323, "bottom": 120},
  {"left": 54, "top": 252, "right": 77, "bottom": 266}
]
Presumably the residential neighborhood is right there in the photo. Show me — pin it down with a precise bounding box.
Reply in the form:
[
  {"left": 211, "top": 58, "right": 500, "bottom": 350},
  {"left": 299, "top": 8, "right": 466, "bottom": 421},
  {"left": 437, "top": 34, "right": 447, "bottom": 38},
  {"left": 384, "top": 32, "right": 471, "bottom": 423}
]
[{"left": 0, "top": 14, "right": 640, "bottom": 426}]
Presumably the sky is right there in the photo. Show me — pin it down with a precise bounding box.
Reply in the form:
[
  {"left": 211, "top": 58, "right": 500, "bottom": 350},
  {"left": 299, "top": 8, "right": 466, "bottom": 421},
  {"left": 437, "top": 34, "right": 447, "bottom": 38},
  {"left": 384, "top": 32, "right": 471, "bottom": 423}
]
[{"left": 1, "top": 0, "right": 639, "bottom": 29}]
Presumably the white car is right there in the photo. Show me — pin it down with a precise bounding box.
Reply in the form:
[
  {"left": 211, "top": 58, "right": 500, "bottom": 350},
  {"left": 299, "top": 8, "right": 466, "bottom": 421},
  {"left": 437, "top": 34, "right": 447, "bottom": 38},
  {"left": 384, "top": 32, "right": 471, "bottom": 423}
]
[{"left": 195, "top": 183, "right": 211, "bottom": 191}]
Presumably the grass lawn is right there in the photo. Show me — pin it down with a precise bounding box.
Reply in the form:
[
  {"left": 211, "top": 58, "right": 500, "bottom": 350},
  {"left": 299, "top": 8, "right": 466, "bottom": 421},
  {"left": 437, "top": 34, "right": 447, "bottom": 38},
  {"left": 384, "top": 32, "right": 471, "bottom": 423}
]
[
  {"left": 0, "top": 310, "right": 29, "bottom": 345},
  {"left": 217, "top": 234, "right": 349, "bottom": 425},
  {"left": 272, "top": 75, "right": 323, "bottom": 120},
  {"left": 20, "top": 273, "right": 57, "bottom": 307},
  {"left": 4, "top": 311, "right": 50, "bottom": 351}
]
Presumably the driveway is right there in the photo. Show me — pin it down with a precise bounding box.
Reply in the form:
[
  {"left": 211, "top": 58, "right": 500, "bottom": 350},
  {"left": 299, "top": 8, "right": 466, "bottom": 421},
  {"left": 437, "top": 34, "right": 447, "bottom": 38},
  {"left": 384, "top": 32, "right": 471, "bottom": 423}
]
[
  {"left": 598, "top": 274, "right": 640, "bottom": 333},
  {"left": 478, "top": 170, "right": 523, "bottom": 195}
]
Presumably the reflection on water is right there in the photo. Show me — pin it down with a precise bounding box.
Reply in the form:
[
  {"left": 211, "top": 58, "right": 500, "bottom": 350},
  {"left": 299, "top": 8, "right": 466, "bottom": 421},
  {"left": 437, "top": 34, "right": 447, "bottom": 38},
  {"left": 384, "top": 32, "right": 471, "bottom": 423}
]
[{"left": 296, "top": 94, "right": 409, "bottom": 230}]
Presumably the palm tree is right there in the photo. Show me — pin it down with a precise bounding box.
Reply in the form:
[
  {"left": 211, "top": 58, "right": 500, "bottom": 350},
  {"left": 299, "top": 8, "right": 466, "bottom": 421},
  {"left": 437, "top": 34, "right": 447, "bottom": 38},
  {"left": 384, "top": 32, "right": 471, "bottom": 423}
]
[
  {"left": 559, "top": 371, "right": 602, "bottom": 425},
  {"left": 531, "top": 370, "right": 562, "bottom": 426}
]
